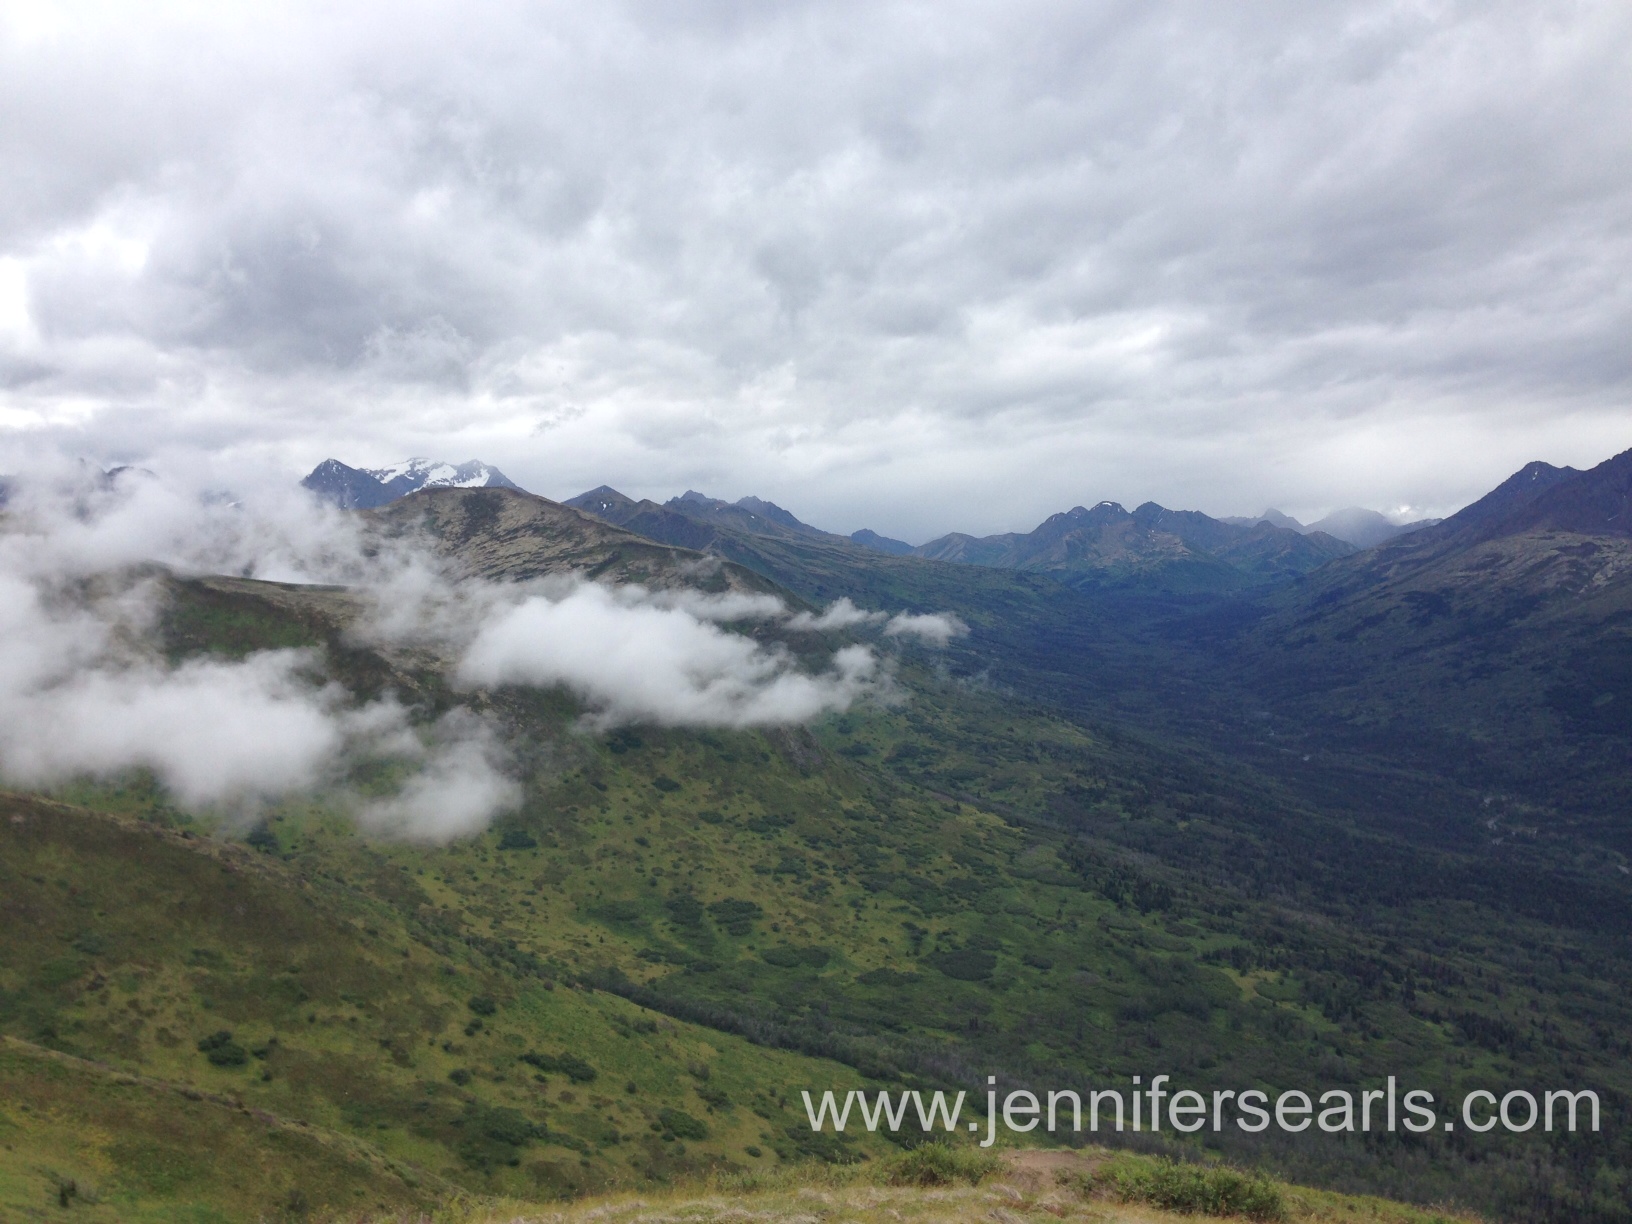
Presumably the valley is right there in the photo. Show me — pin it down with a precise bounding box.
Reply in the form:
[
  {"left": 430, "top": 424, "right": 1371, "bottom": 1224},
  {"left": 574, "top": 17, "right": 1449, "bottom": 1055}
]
[{"left": 1, "top": 450, "right": 1630, "bottom": 1221}]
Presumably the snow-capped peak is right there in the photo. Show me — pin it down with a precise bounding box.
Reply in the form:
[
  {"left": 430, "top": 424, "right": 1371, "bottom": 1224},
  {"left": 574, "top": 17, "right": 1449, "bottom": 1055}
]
[{"left": 363, "top": 459, "right": 520, "bottom": 494}]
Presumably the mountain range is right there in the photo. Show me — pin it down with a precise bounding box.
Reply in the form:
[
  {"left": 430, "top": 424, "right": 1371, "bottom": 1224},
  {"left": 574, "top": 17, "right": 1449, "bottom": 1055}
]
[
  {"left": 562, "top": 486, "right": 1357, "bottom": 591},
  {"left": 1223, "top": 506, "right": 1440, "bottom": 549},
  {"left": 302, "top": 460, "right": 1437, "bottom": 591},
  {"left": 12, "top": 448, "right": 1622, "bottom": 1219},
  {"left": 301, "top": 456, "right": 520, "bottom": 508}
]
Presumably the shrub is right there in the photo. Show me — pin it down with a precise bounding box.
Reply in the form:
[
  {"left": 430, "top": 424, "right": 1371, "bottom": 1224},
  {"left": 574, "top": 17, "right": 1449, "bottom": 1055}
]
[
  {"left": 245, "top": 823, "right": 279, "bottom": 853},
  {"left": 497, "top": 828, "right": 538, "bottom": 851},
  {"left": 657, "top": 1108, "right": 709, "bottom": 1140},
  {"left": 1082, "top": 1155, "right": 1287, "bottom": 1222},
  {"left": 520, "top": 1050, "right": 598, "bottom": 1083},
  {"left": 857, "top": 967, "right": 922, "bottom": 987},
  {"left": 468, "top": 994, "right": 497, "bottom": 1016},
  {"left": 196, "top": 1030, "right": 248, "bottom": 1067},
  {"left": 707, "top": 897, "right": 763, "bottom": 936},
  {"left": 880, "top": 1141, "right": 1001, "bottom": 1187},
  {"left": 665, "top": 894, "right": 705, "bottom": 925},
  {"left": 775, "top": 1122, "right": 863, "bottom": 1165},
  {"left": 762, "top": 944, "right": 833, "bottom": 968},
  {"left": 925, "top": 948, "right": 996, "bottom": 981}
]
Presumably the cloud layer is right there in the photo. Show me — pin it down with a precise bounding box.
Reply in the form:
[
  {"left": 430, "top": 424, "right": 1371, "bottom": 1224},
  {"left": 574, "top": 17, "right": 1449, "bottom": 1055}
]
[
  {"left": 2, "top": 3, "right": 1629, "bottom": 534},
  {"left": 457, "top": 581, "right": 881, "bottom": 728},
  {"left": 0, "top": 467, "right": 945, "bottom": 834}
]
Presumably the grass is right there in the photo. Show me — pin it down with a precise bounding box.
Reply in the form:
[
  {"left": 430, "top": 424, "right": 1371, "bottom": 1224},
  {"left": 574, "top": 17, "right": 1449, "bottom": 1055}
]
[
  {"left": 1072, "top": 1153, "right": 1289, "bottom": 1221},
  {"left": 438, "top": 1148, "right": 1482, "bottom": 1224}
]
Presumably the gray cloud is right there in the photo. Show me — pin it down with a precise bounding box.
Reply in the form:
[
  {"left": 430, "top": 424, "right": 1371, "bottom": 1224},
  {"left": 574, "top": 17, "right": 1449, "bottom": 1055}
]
[{"left": 1, "top": 2, "right": 1630, "bottom": 535}]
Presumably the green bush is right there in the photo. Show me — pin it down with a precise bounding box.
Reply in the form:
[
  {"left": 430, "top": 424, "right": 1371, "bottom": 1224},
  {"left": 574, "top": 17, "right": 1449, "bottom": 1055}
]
[
  {"left": 880, "top": 1141, "right": 1001, "bottom": 1187},
  {"left": 520, "top": 1050, "right": 598, "bottom": 1083},
  {"left": 665, "top": 893, "right": 705, "bottom": 925},
  {"left": 856, "top": 967, "right": 922, "bottom": 987},
  {"left": 762, "top": 944, "right": 833, "bottom": 968},
  {"left": 707, "top": 897, "right": 763, "bottom": 936},
  {"left": 925, "top": 948, "right": 996, "bottom": 981},
  {"left": 467, "top": 994, "right": 497, "bottom": 1016},
  {"left": 657, "top": 1108, "right": 709, "bottom": 1140},
  {"left": 196, "top": 1029, "right": 248, "bottom": 1067},
  {"left": 1084, "top": 1155, "right": 1287, "bottom": 1222}
]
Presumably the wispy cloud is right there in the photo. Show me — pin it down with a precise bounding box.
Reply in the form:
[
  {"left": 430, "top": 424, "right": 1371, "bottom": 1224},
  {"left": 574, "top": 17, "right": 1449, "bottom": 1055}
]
[
  {"left": 456, "top": 581, "right": 882, "bottom": 729},
  {"left": 0, "top": 466, "right": 950, "bottom": 835}
]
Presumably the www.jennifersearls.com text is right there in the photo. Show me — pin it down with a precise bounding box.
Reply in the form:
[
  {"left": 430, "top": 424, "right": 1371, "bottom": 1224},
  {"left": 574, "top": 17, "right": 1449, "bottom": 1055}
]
[{"left": 800, "top": 1077, "right": 1602, "bottom": 1145}]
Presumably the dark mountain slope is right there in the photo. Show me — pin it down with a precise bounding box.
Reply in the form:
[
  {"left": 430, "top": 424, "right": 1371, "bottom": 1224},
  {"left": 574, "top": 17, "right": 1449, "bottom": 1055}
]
[
  {"left": 369, "top": 486, "right": 780, "bottom": 596},
  {"left": 1131, "top": 503, "right": 1355, "bottom": 580},
  {"left": 913, "top": 501, "right": 1350, "bottom": 591},
  {"left": 849, "top": 528, "right": 915, "bottom": 555},
  {"left": 301, "top": 458, "right": 396, "bottom": 509},
  {"left": 1201, "top": 449, "right": 1632, "bottom": 855}
]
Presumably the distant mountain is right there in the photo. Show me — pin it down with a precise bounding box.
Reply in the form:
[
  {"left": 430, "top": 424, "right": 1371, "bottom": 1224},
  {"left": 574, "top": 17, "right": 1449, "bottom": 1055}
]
[
  {"left": 1223, "top": 505, "right": 1440, "bottom": 549},
  {"left": 369, "top": 485, "right": 777, "bottom": 593},
  {"left": 850, "top": 528, "right": 915, "bottom": 556},
  {"left": 912, "top": 500, "right": 1353, "bottom": 590},
  {"left": 1307, "top": 507, "right": 1438, "bottom": 549},
  {"left": 1255, "top": 508, "right": 1307, "bottom": 533},
  {"left": 302, "top": 457, "right": 521, "bottom": 509},
  {"left": 563, "top": 486, "right": 731, "bottom": 551},
  {"left": 566, "top": 486, "right": 1358, "bottom": 592},
  {"left": 366, "top": 457, "right": 520, "bottom": 498},
  {"left": 566, "top": 486, "right": 861, "bottom": 551},
  {"left": 669, "top": 490, "right": 839, "bottom": 541},
  {"left": 1226, "top": 446, "right": 1632, "bottom": 815},
  {"left": 301, "top": 459, "right": 396, "bottom": 509}
]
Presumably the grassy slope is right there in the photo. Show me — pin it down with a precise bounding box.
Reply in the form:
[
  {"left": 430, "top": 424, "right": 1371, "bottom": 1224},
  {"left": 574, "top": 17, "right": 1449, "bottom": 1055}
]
[
  {"left": 2, "top": 548, "right": 1629, "bottom": 1220},
  {"left": 452, "top": 1148, "right": 1480, "bottom": 1224},
  {"left": 0, "top": 791, "right": 886, "bottom": 1220}
]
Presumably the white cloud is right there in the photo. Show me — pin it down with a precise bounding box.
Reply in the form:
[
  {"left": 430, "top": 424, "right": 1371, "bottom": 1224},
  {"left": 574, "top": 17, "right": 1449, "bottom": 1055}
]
[
  {"left": 787, "top": 597, "right": 886, "bottom": 632},
  {"left": 457, "top": 580, "right": 882, "bottom": 728},
  {"left": 0, "top": 467, "right": 937, "bottom": 836},
  {"left": 883, "top": 611, "right": 968, "bottom": 647},
  {"left": 620, "top": 586, "right": 789, "bottom": 623},
  {"left": 358, "top": 708, "right": 521, "bottom": 841}
]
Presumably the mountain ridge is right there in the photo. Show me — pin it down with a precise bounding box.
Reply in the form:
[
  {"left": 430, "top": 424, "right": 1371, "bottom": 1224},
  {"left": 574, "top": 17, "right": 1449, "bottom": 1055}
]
[
  {"left": 1222, "top": 506, "right": 1440, "bottom": 548},
  {"left": 302, "top": 456, "right": 522, "bottom": 509}
]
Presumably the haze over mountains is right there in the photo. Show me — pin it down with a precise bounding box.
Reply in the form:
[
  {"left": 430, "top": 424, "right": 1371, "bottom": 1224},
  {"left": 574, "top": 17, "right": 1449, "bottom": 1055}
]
[
  {"left": 1223, "top": 506, "right": 1441, "bottom": 549},
  {"left": 300, "top": 459, "right": 1442, "bottom": 592}
]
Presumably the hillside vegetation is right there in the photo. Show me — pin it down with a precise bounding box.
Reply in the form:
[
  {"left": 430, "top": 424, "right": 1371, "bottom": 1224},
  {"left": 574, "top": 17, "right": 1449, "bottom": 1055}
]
[{"left": 2, "top": 460, "right": 1630, "bottom": 1221}]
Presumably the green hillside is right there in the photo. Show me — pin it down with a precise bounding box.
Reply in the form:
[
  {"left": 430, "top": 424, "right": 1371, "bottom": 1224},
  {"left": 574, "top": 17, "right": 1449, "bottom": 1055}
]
[{"left": 2, "top": 481, "right": 1629, "bottom": 1221}]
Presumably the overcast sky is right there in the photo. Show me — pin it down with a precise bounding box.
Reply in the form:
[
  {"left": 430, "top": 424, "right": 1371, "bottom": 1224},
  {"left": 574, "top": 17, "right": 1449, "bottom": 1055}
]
[{"left": 1, "top": 1, "right": 1629, "bottom": 541}]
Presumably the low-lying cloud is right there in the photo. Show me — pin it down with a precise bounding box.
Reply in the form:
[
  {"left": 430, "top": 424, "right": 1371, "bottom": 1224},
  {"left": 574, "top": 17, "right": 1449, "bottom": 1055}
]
[
  {"left": 883, "top": 612, "right": 967, "bottom": 647},
  {"left": 457, "top": 581, "right": 881, "bottom": 728},
  {"left": 358, "top": 708, "right": 521, "bottom": 841},
  {"left": 0, "top": 464, "right": 959, "bottom": 837}
]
